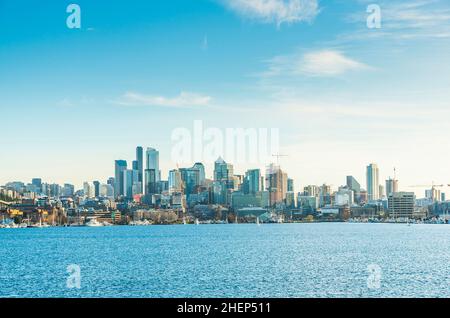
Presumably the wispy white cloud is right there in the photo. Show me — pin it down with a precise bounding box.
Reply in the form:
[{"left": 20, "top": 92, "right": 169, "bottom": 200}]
[
  {"left": 298, "top": 50, "right": 370, "bottom": 76},
  {"left": 221, "top": 0, "right": 319, "bottom": 26},
  {"left": 263, "top": 50, "right": 370, "bottom": 77},
  {"left": 116, "top": 91, "right": 212, "bottom": 108}
]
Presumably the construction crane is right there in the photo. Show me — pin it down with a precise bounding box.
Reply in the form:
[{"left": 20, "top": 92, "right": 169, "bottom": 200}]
[
  {"left": 272, "top": 154, "right": 288, "bottom": 165},
  {"left": 407, "top": 182, "right": 446, "bottom": 188}
]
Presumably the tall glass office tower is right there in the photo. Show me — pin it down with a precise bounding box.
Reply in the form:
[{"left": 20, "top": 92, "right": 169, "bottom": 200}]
[
  {"left": 136, "top": 146, "right": 143, "bottom": 193},
  {"left": 366, "top": 163, "right": 380, "bottom": 201},
  {"left": 114, "top": 160, "right": 127, "bottom": 197},
  {"left": 146, "top": 148, "right": 160, "bottom": 182}
]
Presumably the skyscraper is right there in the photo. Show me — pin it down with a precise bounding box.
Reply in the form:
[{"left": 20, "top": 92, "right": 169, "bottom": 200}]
[
  {"left": 366, "top": 163, "right": 380, "bottom": 201},
  {"left": 31, "top": 178, "right": 42, "bottom": 193},
  {"left": 266, "top": 164, "right": 288, "bottom": 206},
  {"left": 146, "top": 148, "right": 160, "bottom": 182},
  {"left": 346, "top": 176, "right": 361, "bottom": 193},
  {"left": 385, "top": 177, "right": 399, "bottom": 196},
  {"left": 123, "top": 169, "right": 138, "bottom": 198},
  {"left": 192, "top": 162, "right": 206, "bottom": 186},
  {"left": 287, "top": 178, "right": 294, "bottom": 192},
  {"left": 243, "top": 169, "right": 261, "bottom": 195},
  {"left": 136, "top": 146, "right": 144, "bottom": 193},
  {"left": 180, "top": 166, "right": 200, "bottom": 199},
  {"left": 168, "top": 169, "right": 183, "bottom": 193},
  {"left": 214, "top": 157, "right": 234, "bottom": 189},
  {"left": 144, "top": 169, "right": 157, "bottom": 196},
  {"left": 114, "top": 160, "right": 127, "bottom": 197},
  {"left": 93, "top": 181, "right": 100, "bottom": 197}
]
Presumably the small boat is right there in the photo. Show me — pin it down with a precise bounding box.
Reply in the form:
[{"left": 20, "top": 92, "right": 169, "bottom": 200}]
[
  {"left": 86, "top": 218, "right": 103, "bottom": 227},
  {"left": 256, "top": 217, "right": 261, "bottom": 226},
  {"left": 195, "top": 218, "right": 200, "bottom": 225}
]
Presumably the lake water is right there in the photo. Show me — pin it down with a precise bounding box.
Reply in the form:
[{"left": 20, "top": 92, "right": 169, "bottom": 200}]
[{"left": 1, "top": 223, "right": 450, "bottom": 298}]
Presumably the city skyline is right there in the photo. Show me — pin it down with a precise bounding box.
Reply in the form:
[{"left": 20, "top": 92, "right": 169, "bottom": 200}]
[
  {"left": 1, "top": 0, "right": 449, "bottom": 197},
  {"left": 2, "top": 144, "right": 448, "bottom": 199}
]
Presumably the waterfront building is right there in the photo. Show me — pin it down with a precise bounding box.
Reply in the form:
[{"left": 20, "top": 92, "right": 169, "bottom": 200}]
[
  {"left": 297, "top": 195, "right": 318, "bottom": 215},
  {"left": 231, "top": 191, "right": 266, "bottom": 210},
  {"left": 114, "top": 160, "right": 127, "bottom": 197},
  {"left": 388, "top": 192, "right": 415, "bottom": 219},
  {"left": 366, "top": 163, "right": 380, "bottom": 201},
  {"left": 286, "top": 191, "right": 296, "bottom": 208}
]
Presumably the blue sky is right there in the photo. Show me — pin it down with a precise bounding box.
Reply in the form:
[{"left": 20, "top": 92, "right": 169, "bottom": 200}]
[{"left": 1, "top": 0, "right": 449, "bottom": 197}]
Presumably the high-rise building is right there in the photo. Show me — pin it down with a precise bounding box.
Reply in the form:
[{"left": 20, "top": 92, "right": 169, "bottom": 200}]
[
  {"left": 385, "top": 177, "right": 399, "bottom": 196},
  {"left": 388, "top": 192, "right": 415, "bottom": 219},
  {"left": 192, "top": 163, "right": 206, "bottom": 186},
  {"left": 136, "top": 146, "right": 144, "bottom": 192},
  {"left": 287, "top": 178, "right": 294, "bottom": 192},
  {"left": 425, "top": 188, "right": 442, "bottom": 202},
  {"left": 32, "top": 178, "right": 42, "bottom": 193},
  {"left": 168, "top": 169, "right": 183, "bottom": 193},
  {"left": 266, "top": 164, "right": 288, "bottom": 206},
  {"left": 319, "top": 184, "right": 332, "bottom": 207},
  {"left": 93, "top": 181, "right": 100, "bottom": 197},
  {"left": 100, "top": 183, "right": 114, "bottom": 198},
  {"left": 180, "top": 167, "right": 200, "bottom": 199},
  {"left": 346, "top": 176, "right": 361, "bottom": 193},
  {"left": 144, "top": 169, "right": 157, "bottom": 196},
  {"left": 114, "top": 160, "right": 127, "bottom": 197},
  {"left": 297, "top": 195, "right": 318, "bottom": 215},
  {"left": 379, "top": 185, "right": 385, "bottom": 199},
  {"left": 303, "top": 185, "right": 319, "bottom": 197},
  {"left": 123, "top": 169, "right": 138, "bottom": 198},
  {"left": 107, "top": 177, "right": 115, "bottom": 189},
  {"left": 366, "top": 163, "right": 380, "bottom": 201},
  {"left": 83, "top": 182, "right": 95, "bottom": 198},
  {"left": 335, "top": 187, "right": 354, "bottom": 206},
  {"left": 146, "top": 148, "right": 160, "bottom": 182},
  {"left": 214, "top": 157, "right": 234, "bottom": 189},
  {"left": 243, "top": 169, "right": 261, "bottom": 195},
  {"left": 346, "top": 176, "right": 361, "bottom": 203},
  {"left": 62, "top": 184, "right": 75, "bottom": 197}
]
